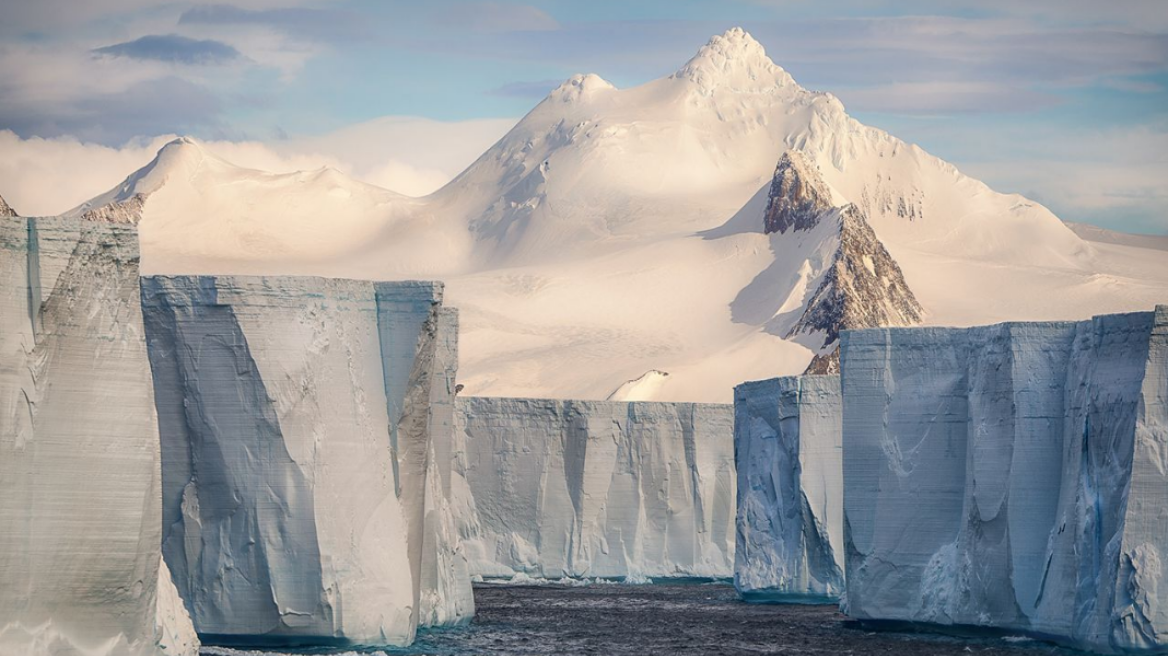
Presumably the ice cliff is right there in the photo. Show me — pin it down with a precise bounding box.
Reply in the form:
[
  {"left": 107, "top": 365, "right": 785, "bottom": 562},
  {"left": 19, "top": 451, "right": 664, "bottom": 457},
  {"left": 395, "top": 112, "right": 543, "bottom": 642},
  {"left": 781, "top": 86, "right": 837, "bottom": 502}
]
[
  {"left": 419, "top": 308, "right": 476, "bottom": 627},
  {"left": 733, "top": 375, "right": 843, "bottom": 602},
  {"left": 142, "top": 277, "right": 473, "bottom": 647},
  {"left": 0, "top": 216, "right": 198, "bottom": 656},
  {"left": 841, "top": 306, "right": 1168, "bottom": 654},
  {"left": 454, "top": 397, "right": 736, "bottom": 579}
]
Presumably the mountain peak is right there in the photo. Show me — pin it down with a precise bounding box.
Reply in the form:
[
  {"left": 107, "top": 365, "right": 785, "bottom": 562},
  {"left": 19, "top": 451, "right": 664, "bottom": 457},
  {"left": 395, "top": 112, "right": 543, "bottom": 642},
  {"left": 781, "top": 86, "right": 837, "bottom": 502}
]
[
  {"left": 65, "top": 136, "right": 219, "bottom": 222},
  {"left": 155, "top": 136, "right": 209, "bottom": 168},
  {"left": 547, "top": 73, "right": 616, "bottom": 104},
  {"left": 672, "top": 27, "right": 794, "bottom": 91}
]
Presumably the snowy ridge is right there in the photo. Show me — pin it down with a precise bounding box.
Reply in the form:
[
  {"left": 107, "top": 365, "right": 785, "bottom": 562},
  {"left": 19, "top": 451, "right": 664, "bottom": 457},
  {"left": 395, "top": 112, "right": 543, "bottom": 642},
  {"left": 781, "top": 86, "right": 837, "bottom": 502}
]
[{"left": 64, "top": 28, "right": 1168, "bottom": 402}]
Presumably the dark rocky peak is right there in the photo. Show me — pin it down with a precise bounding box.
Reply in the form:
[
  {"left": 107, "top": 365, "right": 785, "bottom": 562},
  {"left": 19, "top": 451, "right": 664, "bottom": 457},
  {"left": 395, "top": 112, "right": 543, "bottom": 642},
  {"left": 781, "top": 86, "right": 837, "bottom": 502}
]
[
  {"left": 0, "top": 194, "right": 17, "bottom": 218},
  {"left": 763, "top": 151, "right": 833, "bottom": 234},
  {"left": 788, "top": 204, "right": 924, "bottom": 374}
]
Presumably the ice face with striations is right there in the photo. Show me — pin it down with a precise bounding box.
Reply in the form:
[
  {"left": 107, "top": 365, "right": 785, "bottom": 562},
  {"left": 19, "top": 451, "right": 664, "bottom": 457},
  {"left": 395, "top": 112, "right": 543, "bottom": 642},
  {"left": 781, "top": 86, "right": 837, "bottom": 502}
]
[
  {"left": 841, "top": 306, "right": 1168, "bottom": 654},
  {"left": 455, "top": 397, "right": 736, "bottom": 580},
  {"left": 418, "top": 308, "right": 475, "bottom": 627},
  {"left": 142, "top": 276, "right": 471, "bottom": 648},
  {"left": 733, "top": 375, "right": 843, "bottom": 602},
  {"left": 0, "top": 216, "right": 198, "bottom": 656}
]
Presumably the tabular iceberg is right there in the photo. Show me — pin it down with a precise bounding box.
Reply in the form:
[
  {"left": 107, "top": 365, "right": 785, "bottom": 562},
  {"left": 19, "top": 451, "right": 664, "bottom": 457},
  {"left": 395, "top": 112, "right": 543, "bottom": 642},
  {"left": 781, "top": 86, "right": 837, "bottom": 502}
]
[
  {"left": 733, "top": 375, "right": 843, "bottom": 602},
  {"left": 419, "top": 308, "right": 475, "bottom": 627},
  {"left": 0, "top": 216, "right": 198, "bottom": 656},
  {"left": 142, "top": 276, "right": 471, "bottom": 647},
  {"left": 841, "top": 306, "right": 1168, "bottom": 654},
  {"left": 455, "top": 397, "right": 736, "bottom": 580}
]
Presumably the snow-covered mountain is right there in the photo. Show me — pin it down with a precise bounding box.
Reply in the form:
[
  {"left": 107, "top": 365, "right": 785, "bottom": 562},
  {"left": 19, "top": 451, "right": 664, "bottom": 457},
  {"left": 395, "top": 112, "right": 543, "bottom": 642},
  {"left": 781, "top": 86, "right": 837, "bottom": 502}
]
[{"left": 57, "top": 28, "right": 1168, "bottom": 402}]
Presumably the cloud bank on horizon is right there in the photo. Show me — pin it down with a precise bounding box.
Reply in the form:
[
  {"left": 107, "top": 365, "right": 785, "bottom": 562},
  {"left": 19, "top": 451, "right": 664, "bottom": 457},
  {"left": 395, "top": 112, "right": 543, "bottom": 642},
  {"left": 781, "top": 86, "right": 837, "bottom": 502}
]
[{"left": 1, "top": 0, "right": 1165, "bottom": 233}]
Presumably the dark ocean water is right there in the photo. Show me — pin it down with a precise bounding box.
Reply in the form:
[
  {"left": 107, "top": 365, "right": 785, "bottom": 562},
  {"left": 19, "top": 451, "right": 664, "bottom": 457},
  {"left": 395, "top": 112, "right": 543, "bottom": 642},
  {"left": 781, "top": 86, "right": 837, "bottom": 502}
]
[{"left": 202, "top": 581, "right": 1079, "bottom": 656}]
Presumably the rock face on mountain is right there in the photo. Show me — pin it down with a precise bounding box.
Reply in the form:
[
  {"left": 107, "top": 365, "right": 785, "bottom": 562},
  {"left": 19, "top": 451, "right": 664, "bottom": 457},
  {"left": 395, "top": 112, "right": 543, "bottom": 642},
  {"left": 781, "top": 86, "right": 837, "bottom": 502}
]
[
  {"left": 142, "top": 276, "right": 469, "bottom": 648},
  {"left": 0, "top": 195, "right": 16, "bottom": 218},
  {"left": 455, "top": 397, "right": 736, "bottom": 579},
  {"left": 0, "top": 216, "right": 198, "bottom": 656},
  {"left": 840, "top": 307, "right": 1168, "bottom": 654},
  {"left": 762, "top": 152, "right": 835, "bottom": 235},
  {"left": 733, "top": 375, "right": 843, "bottom": 603},
  {"left": 747, "top": 152, "right": 925, "bottom": 374},
  {"left": 793, "top": 204, "right": 924, "bottom": 373}
]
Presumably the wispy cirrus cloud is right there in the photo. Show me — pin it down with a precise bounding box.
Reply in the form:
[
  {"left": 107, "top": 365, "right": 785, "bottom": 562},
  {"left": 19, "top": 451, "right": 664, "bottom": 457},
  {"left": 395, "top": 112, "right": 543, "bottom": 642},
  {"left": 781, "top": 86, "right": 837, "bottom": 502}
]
[{"left": 93, "top": 34, "right": 242, "bottom": 64}]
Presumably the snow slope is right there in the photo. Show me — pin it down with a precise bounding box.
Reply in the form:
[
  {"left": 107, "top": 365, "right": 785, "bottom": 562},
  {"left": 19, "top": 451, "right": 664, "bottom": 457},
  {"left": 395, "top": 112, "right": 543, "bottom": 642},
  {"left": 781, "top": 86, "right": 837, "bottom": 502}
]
[{"left": 66, "top": 28, "right": 1168, "bottom": 402}]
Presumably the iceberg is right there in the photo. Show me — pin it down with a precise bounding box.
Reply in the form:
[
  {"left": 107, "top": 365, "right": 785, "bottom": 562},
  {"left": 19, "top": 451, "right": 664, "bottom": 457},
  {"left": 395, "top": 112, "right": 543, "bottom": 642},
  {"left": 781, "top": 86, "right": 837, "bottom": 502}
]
[
  {"left": 0, "top": 216, "right": 198, "bottom": 656},
  {"left": 733, "top": 375, "right": 844, "bottom": 602},
  {"left": 455, "top": 397, "right": 736, "bottom": 579},
  {"left": 142, "top": 276, "right": 471, "bottom": 647},
  {"left": 840, "top": 307, "right": 1168, "bottom": 654},
  {"left": 418, "top": 308, "right": 475, "bottom": 627}
]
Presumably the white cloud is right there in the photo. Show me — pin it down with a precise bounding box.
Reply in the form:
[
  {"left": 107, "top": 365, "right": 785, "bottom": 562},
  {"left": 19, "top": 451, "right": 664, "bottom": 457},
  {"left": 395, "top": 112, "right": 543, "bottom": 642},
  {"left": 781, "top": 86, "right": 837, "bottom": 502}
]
[{"left": 0, "top": 115, "right": 516, "bottom": 215}]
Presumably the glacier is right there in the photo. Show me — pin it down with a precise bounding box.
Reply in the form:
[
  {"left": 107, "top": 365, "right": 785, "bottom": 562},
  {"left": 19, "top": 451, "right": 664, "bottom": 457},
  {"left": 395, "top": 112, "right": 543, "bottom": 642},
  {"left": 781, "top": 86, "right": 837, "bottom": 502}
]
[
  {"left": 0, "top": 216, "right": 198, "bottom": 656},
  {"left": 733, "top": 375, "right": 844, "bottom": 602},
  {"left": 455, "top": 397, "right": 736, "bottom": 580},
  {"left": 840, "top": 306, "right": 1168, "bottom": 654},
  {"left": 142, "top": 276, "right": 473, "bottom": 647}
]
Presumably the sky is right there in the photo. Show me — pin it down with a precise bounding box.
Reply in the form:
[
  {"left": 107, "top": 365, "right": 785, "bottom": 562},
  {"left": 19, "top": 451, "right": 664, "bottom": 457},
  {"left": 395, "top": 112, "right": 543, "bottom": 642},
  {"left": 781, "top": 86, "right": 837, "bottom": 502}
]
[{"left": 1, "top": 0, "right": 1166, "bottom": 234}]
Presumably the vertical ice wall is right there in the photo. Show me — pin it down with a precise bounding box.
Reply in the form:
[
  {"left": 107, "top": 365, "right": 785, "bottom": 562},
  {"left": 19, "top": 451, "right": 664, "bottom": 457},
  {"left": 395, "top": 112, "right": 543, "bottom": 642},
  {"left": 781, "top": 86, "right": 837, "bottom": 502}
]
[
  {"left": 143, "top": 276, "right": 465, "bottom": 648},
  {"left": 419, "top": 308, "right": 475, "bottom": 627},
  {"left": 840, "top": 308, "right": 1168, "bottom": 654},
  {"left": 0, "top": 216, "right": 198, "bottom": 656},
  {"left": 733, "top": 375, "right": 843, "bottom": 602},
  {"left": 455, "top": 397, "right": 736, "bottom": 579}
]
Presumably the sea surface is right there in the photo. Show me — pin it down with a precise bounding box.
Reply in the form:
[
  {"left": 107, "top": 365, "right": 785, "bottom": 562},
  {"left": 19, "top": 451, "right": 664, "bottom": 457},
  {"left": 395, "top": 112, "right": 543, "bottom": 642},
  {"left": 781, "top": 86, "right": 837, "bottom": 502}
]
[{"left": 202, "top": 581, "right": 1078, "bottom": 656}]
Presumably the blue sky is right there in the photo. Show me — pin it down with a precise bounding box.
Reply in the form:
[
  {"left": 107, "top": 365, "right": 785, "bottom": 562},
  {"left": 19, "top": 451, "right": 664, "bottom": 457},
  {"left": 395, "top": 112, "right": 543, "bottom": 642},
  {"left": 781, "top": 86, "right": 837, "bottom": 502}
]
[{"left": 2, "top": 0, "right": 1166, "bottom": 232}]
